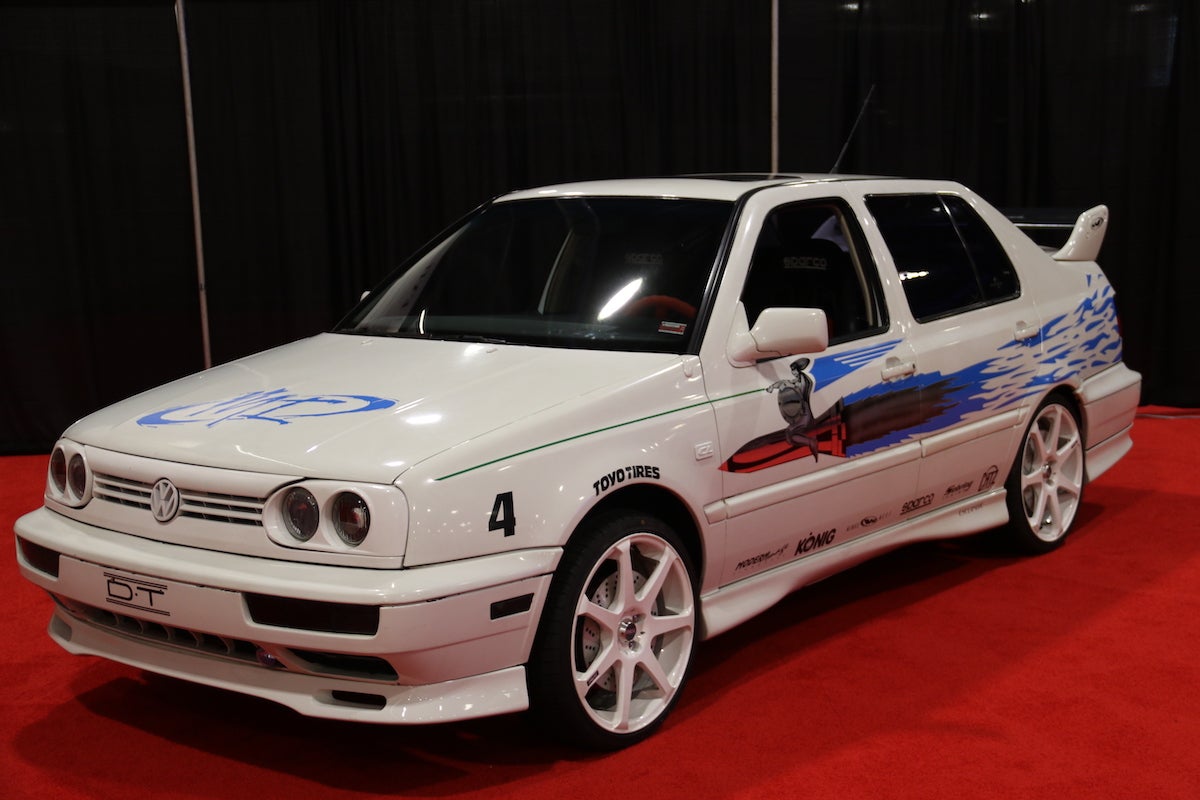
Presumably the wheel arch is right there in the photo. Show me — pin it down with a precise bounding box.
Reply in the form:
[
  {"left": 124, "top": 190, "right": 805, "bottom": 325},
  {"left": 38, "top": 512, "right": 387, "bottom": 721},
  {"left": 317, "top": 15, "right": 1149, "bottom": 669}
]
[
  {"left": 526, "top": 482, "right": 705, "bottom": 748},
  {"left": 576, "top": 483, "right": 706, "bottom": 583},
  {"left": 1024, "top": 384, "right": 1088, "bottom": 474},
  {"left": 1002, "top": 384, "right": 1088, "bottom": 553},
  {"left": 1043, "top": 383, "right": 1088, "bottom": 447}
]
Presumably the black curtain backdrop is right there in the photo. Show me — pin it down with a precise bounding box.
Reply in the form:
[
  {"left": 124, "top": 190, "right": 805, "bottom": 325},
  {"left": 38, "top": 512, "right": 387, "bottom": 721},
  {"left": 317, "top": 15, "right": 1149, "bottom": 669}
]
[
  {"left": 0, "top": 2, "right": 203, "bottom": 453},
  {"left": 0, "top": 0, "right": 1195, "bottom": 454},
  {"left": 182, "top": 0, "right": 770, "bottom": 368}
]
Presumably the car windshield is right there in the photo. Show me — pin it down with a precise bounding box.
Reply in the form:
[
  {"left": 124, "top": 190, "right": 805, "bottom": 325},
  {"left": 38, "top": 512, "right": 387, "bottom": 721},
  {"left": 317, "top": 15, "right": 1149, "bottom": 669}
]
[{"left": 335, "top": 197, "right": 735, "bottom": 353}]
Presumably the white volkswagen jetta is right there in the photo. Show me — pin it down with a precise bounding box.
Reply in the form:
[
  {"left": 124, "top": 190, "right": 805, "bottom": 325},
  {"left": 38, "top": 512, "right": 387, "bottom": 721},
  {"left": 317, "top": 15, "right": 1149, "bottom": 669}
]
[{"left": 15, "top": 175, "right": 1141, "bottom": 748}]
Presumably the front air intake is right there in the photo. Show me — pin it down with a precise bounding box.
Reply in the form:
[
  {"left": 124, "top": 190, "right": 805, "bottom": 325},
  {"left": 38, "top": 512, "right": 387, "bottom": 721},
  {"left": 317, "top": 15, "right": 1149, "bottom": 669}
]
[{"left": 244, "top": 593, "right": 380, "bottom": 635}]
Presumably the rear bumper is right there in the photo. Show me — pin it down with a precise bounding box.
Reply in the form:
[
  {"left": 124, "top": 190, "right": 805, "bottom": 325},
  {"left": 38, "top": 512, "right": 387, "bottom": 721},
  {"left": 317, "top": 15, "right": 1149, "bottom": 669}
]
[
  {"left": 1079, "top": 362, "right": 1142, "bottom": 482},
  {"left": 16, "top": 507, "right": 559, "bottom": 723}
]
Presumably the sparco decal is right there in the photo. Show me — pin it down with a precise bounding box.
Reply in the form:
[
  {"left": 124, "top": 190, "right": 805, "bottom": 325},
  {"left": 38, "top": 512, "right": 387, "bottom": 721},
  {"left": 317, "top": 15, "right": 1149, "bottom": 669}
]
[
  {"left": 735, "top": 545, "right": 789, "bottom": 572},
  {"left": 593, "top": 465, "right": 661, "bottom": 496},
  {"left": 795, "top": 528, "right": 836, "bottom": 556},
  {"left": 900, "top": 493, "right": 935, "bottom": 515}
]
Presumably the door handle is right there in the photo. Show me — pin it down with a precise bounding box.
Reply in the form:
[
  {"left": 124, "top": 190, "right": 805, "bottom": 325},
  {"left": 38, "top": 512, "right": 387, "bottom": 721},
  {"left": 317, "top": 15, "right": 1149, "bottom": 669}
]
[
  {"left": 1014, "top": 321, "right": 1040, "bottom": 342},
  {"left": 881, "top": 357, "right": 916, "bottom": 381}
]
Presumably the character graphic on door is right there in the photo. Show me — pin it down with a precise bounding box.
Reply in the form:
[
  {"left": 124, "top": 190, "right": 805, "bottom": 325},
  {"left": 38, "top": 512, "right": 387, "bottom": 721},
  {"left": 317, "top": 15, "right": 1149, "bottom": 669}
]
[
  {"left": 767, "top": 358, "right": 820, "bottom": 460},
  {"left": 725, "top": 357, "right": 849, "bottom": 473}
]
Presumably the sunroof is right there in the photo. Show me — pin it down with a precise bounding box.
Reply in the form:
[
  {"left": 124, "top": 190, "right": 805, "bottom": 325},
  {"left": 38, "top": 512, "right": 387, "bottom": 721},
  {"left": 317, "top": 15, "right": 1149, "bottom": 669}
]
[{"left": 686, "top": 173, "right": 810, "bottom": 182}]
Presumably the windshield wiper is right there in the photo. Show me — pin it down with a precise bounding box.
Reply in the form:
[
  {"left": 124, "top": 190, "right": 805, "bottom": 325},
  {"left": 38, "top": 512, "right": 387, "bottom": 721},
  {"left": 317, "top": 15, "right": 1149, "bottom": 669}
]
[
  {"left": 332, "top": 325, "right": 511, "bottom": 345},
  {"left": 332, "top": 325, "right": 422, "bottom": 338},
  {"left": 435, "top": 332, "right": 511, "bottom": 345}
]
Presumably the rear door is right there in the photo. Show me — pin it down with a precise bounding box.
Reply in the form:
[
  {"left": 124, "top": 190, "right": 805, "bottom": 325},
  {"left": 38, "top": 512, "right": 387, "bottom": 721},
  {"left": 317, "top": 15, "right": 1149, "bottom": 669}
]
[{"left": 862, "top": 192, "right": 1043, "bottom": 515}]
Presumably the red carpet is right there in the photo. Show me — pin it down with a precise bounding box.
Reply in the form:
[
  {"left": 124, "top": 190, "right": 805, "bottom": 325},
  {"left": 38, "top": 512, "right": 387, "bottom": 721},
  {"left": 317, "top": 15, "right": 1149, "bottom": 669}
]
[{"left": 3, "top": 411, "right": 1198, "bottom": 799}]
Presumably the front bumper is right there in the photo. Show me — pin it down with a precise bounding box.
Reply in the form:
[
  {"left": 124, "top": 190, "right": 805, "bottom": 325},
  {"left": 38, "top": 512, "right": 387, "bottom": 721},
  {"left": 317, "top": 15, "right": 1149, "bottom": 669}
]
[{"left": 15, "top": 507, "right": 559, "bottom": 723}]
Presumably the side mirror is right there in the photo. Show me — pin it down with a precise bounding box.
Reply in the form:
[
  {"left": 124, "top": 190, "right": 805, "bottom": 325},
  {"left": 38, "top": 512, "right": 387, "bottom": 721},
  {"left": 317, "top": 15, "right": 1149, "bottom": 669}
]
[{"left": 728, "top": 306, "right": 829, "bottom": 365}]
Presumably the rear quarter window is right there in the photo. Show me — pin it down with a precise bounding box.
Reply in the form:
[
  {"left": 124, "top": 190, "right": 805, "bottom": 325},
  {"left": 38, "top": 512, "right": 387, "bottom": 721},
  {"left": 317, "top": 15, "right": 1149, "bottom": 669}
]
[{"left": 866, "top": 194, "right": 1020, "bottom": 322}]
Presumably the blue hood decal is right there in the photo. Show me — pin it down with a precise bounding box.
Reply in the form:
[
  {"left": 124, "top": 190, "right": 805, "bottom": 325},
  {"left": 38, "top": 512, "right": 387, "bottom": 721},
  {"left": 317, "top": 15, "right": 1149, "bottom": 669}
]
[{"left": 137, "top": 388, "right": 397, "bottom": 428}]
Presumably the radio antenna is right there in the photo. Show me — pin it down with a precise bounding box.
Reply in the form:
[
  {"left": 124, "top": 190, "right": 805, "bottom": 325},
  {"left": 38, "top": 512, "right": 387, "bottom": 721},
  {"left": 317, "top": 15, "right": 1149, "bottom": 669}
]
[{"left": 830, "top": 84, "right": 876, "bottom": 174}]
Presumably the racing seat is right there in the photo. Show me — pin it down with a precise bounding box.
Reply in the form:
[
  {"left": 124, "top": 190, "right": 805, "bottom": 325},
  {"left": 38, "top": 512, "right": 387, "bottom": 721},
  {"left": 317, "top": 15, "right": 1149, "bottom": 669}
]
[{"left": 743, "top": 237, "right": 863, "bottom": 339}]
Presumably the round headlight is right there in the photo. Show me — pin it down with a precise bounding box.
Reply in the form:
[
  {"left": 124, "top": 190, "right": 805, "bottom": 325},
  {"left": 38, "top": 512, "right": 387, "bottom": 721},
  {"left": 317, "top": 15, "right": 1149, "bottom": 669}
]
[
  {"left": 332, "top": 492, "right": 371, "bottom": 546},
  {"left": 49, "top": 448, "right": 67, "bottom": 494},
  {"left": 283, "top": 487, "right": 319, "bottom": 541},
  {"left": 67, "top": 453, "right": 88, "bottom": 499}
]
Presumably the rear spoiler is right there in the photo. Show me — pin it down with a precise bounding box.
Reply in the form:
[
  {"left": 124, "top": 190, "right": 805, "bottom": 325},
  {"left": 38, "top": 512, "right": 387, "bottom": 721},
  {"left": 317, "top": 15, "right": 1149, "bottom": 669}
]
[{"left": 1004, "top": 205, "right": 1109, "bottom": 262}]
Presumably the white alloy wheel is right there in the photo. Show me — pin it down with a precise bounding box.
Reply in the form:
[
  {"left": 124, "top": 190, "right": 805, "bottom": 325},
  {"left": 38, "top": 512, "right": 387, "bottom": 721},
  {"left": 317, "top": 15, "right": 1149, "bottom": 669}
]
[
  {"left": 530, "top": 513, "right": 696, "bottom": 749},
  {"left": 1005, "top": 398, "right": 1085, "bottom": 552}
]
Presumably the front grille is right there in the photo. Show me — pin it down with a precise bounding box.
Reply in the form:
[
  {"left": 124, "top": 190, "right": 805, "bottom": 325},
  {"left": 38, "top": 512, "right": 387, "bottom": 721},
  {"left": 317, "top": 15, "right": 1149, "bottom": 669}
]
[
  {"left": 53, "top": 594, "right": 260, "bottom": 662},
  {"left": 93, "top": 472, "right": 265, "bottom": 527}
]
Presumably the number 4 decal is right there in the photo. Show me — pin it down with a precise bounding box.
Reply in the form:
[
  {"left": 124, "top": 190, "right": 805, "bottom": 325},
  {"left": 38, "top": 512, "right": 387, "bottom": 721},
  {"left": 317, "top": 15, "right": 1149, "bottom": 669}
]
[{"left": 489, "top": 492, "right": 516, "bottom": 537}]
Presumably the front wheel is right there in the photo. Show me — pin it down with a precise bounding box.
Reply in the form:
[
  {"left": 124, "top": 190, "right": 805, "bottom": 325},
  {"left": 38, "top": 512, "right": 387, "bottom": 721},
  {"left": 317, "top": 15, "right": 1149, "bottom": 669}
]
[
  {"left": 1003, "top": 397, "right": 1085, "bottom": 553},
  {"left": 528, "top": 511, "right": 697, "bottom": 749}
]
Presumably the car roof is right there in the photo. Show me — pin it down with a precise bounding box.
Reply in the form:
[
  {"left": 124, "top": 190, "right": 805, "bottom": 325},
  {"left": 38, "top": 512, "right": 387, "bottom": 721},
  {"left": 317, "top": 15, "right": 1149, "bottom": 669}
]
[{"left": 498, "top": 173, "right": 897, "bottom": 203}]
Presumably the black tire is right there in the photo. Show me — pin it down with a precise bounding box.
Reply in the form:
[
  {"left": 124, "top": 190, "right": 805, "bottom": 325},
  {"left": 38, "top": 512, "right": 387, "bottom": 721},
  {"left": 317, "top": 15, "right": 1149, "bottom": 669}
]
[
  {"left": 528, "top": 510, "right": 697, "bottom": 750},
  {"left": 1003, "top": 396, "right": 1086, "bottom": 554}
]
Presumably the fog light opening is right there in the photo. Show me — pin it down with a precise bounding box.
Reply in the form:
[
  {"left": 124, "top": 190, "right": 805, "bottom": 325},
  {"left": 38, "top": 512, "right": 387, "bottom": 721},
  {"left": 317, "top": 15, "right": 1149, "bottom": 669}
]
[
  {"left": 255, "top": 647, "right": 284, "bottom": 669},
  {"left": 328, "top": 690, "right": 387, "bottom": 710}
]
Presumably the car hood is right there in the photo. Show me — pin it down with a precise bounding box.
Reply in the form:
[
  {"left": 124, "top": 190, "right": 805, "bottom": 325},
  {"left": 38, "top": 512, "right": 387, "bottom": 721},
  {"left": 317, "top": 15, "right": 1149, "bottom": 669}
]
[{"left": 65, "top": 333, "right": 679, "bottom": 483}]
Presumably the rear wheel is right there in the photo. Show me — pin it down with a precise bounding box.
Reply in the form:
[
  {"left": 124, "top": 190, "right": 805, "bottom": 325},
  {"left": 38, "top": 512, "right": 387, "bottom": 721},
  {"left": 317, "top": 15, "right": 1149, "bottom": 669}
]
[
  {"left": 529, "top": 511, "right": 697, "bottom": 749},
  {"left": 1004, "top": 397, "right": 1085, "bottom": 553}
]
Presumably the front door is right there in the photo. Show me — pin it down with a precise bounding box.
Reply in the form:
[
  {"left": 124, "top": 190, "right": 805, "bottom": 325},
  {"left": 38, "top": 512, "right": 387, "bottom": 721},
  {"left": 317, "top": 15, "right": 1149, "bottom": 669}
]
[{"left": 703, "top": 194, "right": 925, "bottom": 586}]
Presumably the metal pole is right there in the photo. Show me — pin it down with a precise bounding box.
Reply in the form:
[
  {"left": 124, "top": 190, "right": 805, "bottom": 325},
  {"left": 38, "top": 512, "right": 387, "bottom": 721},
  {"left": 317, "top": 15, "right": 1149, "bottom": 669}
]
[
  {"left": 175, "top": 0, "right": 213, "bottom": 369},
  {"left": 770, "top": 0, "right": 779, "bottom": 174}
]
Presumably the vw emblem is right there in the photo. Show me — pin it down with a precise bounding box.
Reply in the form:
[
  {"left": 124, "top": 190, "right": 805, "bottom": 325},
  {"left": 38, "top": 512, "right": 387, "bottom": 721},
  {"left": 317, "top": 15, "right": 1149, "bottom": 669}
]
[{"left": 150, "top": 478, "right": 181, "bottom": 523}]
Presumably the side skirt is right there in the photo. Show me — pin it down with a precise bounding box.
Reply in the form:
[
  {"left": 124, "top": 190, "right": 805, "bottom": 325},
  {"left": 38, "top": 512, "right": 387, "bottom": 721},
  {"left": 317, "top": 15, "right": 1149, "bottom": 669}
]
[{"left": 698, "top": 489, "right": 1009, "bottom": 639}]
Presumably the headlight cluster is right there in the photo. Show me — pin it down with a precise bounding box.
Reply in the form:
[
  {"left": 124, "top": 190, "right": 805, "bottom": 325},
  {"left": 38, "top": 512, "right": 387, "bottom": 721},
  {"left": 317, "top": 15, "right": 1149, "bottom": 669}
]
[
  {"left": 282, "top": 487, "right": 320, "bottom": 541},
  {"left": 46, "top": 441, "right": 91, "bottom": 507},
  {"left": 332, "top": 492, "right": 371, "bottom": 546},
  {"left": 275, "top": 484, "right": 380, "bottom": 550}
]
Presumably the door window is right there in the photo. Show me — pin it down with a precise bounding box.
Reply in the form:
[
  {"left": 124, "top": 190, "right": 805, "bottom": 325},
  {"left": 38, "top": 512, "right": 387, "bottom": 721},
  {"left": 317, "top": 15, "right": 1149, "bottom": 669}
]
[{"left": 740, "top": 199, "right": 888, "bottom": 344}]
